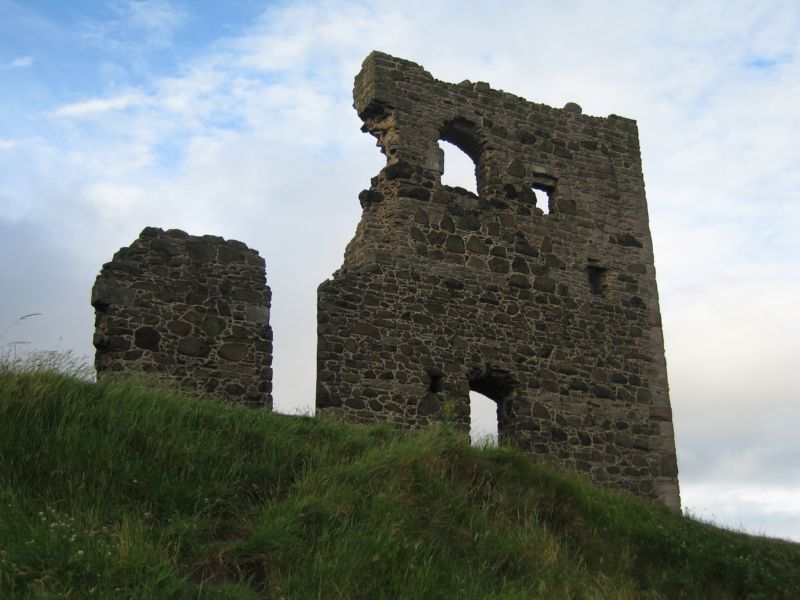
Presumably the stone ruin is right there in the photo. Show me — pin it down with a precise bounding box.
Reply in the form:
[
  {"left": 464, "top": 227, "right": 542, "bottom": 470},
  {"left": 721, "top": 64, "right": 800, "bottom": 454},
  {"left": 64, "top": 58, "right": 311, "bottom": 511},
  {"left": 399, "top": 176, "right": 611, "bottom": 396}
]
[
  {"left": 91, "top": 52, "right": 679, "bottom": 507},
  {"left": 316, "top": 52, "right": 679, "bottom": 507},
  {"left": 92, "top": 227, "right": 273, "bottom": 408}
]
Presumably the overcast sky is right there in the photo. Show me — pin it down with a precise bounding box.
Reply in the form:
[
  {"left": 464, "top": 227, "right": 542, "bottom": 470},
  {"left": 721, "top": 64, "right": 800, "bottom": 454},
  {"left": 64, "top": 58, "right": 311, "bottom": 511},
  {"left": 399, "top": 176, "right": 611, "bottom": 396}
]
[{"left": 1, "top": 0, "right": 798, "bottom": 542}]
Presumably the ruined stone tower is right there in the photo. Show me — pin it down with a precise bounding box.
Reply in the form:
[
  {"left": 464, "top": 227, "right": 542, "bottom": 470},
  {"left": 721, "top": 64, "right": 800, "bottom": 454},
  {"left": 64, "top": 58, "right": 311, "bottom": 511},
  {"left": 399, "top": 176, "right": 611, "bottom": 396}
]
[
  {"left": 92, "top": 227, "right": 273, "bottom": 408},
  {"left": 317, "top": 52, "right": 679, "bottom": 507}
]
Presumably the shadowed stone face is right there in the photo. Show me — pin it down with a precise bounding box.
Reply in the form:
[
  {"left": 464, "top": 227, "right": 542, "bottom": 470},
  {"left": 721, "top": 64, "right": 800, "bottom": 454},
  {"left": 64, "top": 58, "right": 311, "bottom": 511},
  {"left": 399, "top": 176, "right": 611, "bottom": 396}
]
[
  {"left": 316, "top": 51, "right": 680, "bottom": 508},
  {"left": 92, "top": 227, "right": 273, "bottom": 409}
]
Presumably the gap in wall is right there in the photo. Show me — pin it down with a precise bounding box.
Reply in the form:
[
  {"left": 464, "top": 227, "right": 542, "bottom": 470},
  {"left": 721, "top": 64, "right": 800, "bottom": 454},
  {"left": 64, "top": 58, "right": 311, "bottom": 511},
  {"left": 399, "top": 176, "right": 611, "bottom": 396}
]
[
  {"left": 439, "top": 140, "right": 478, "bottom": 194},
  {"left": 533, "top": 185, "right": 552, "bottom": 214},
  {"left": 469, "top": 390, "right": 498, "bottom": 447}
]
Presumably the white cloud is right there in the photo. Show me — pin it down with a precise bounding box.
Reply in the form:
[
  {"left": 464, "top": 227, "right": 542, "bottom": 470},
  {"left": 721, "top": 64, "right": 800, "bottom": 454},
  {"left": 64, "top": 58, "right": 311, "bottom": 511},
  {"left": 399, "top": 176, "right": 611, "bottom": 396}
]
[
  {"left": 84, "top": 182, "right": 148, "bottom": 218},
  {"left": 124, "top": 0, "right": 187, "bottom": 34},
  {"left": 53, "top": 93, "right": 147, "bottom": 117},
  {"left": 2, "top": 56, "right": 34, "bottom": 69},
  {"left": 684, "top": 482, "right": 800, "bottom": 542},
  {"left": 79, "top": 0, "right": 188, "bottom": 49}
]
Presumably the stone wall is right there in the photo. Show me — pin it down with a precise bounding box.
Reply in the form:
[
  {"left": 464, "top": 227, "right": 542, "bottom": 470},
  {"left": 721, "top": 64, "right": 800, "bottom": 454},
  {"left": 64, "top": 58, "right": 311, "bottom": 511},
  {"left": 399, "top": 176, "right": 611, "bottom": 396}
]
[
  {"left": 317, "top": 52, "right": 680, "bottom": 507},
  {"left": 92, "top": 227, "right": 273, "bottom": 408}
]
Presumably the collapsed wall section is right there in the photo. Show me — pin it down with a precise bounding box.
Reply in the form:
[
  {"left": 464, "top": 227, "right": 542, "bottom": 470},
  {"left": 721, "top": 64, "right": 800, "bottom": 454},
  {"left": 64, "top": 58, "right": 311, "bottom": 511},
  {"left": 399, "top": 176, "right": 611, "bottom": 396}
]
[
  {"left": 317, "top": 52, "right": 679, "bottom": 507},
  {"left": 92, "top": 227, "right": 273, "bottom": 408}
]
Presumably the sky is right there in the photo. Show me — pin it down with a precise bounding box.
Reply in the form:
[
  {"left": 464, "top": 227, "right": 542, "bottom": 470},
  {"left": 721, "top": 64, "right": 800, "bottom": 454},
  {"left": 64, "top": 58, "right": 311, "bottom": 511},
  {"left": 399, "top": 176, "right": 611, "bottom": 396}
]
[{"left": 1, "top": 0, "right": 798, "bottom": 542}]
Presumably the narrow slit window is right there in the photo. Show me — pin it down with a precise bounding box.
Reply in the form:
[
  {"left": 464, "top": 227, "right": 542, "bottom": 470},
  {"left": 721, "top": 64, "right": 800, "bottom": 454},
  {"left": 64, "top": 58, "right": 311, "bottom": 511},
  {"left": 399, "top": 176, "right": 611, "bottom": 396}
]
[
  {"left": 439, "top": 140, "right": 478, "bottom": 194},
  {"left": 469, "top": 390, "right": 498, "bottom": 447},
  {"left": 587, "top": 265, "right": 608, "bottom": 296},
  {"left": 428, "top": 372, "right": 443, "bottom": 393}
]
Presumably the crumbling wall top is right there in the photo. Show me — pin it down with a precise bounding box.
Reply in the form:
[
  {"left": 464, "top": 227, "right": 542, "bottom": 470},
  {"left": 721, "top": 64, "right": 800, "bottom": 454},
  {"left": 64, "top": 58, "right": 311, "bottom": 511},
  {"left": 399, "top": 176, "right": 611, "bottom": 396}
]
[{"left": 351, "top": 51, "right": 646, "bottom": 233}]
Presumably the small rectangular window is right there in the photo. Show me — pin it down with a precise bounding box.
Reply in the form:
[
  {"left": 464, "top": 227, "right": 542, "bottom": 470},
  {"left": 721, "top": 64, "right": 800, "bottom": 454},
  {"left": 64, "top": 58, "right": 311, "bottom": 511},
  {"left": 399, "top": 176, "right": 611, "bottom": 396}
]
[
  {"left": 532, "top": 185, "right": 553, "bottom": 215},
  {"left": 426, "top": 369, "right": 443, "bottom": 393},
  {"left": 586, "top": 265, "right": 608, "bottom": 296}
]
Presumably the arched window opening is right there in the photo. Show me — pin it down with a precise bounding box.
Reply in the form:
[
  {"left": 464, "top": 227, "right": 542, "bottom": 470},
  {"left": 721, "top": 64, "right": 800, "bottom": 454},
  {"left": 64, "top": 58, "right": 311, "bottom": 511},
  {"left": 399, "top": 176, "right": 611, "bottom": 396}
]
[
  {"left": 470, "top": 390, "right": 498, "bottom": 446},
  {"left": 439, "top": 116, "right": 483, "bottom": 195},
  {"left": 439, "top": 140, "right": 478, "bottom": 194}
]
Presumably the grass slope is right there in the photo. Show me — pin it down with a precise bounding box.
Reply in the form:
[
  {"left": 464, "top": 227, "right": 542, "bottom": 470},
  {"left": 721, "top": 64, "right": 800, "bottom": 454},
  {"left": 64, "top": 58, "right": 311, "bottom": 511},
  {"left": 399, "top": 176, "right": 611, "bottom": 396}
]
[{"left": 1, "top": 369, "right": 798, "bottom": 599}]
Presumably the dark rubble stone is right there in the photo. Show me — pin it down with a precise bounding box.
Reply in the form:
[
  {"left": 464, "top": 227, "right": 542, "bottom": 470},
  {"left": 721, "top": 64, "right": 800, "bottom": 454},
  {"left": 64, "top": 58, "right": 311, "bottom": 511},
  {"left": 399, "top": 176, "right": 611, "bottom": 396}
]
[{"left": 134, "top": 326, "right": 160, "bottom": 351}]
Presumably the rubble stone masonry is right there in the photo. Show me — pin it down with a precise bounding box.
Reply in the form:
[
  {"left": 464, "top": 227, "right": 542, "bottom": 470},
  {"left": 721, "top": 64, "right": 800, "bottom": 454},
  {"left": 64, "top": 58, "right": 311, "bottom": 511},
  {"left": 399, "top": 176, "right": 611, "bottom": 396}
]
[
  {"left": 92, "top": 227, "right": 273, "bottom": 408},
  {"left": 316, "top": 52, "right": 680, "bottom": 507}
]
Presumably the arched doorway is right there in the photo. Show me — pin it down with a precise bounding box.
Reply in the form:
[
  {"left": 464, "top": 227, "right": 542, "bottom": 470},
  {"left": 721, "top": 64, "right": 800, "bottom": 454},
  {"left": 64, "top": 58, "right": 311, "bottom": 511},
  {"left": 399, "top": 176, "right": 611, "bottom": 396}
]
[
  {"left": 468, "top": 365, "right": 516, "bottom": 447},
  {"left": 469, "top": 389, "right": 498, "bottom": 446}
]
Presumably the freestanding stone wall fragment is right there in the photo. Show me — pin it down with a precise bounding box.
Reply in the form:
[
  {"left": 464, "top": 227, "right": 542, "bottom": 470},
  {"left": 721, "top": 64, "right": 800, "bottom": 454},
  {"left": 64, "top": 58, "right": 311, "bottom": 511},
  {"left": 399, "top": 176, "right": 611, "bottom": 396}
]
[
  {"left": 92, "top": 227, "right": 273, "bottom": 408},
  {"left": 317, "top": 52, "right": 680, "bottom": 507}
]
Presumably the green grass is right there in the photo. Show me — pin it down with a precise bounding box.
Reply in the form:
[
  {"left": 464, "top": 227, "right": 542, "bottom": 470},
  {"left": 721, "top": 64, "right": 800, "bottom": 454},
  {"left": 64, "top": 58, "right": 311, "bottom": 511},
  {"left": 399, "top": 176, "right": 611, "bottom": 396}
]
[{"left": 1, "top": 365, "right": 798, "bottom": 598}]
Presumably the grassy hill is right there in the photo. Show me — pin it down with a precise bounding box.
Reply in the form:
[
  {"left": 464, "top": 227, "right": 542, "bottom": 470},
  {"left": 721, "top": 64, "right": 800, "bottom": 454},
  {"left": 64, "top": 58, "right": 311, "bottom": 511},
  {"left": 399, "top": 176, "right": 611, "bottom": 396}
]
[{"left": 1, "top": 364, "right": 799, "bottom": 598}]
